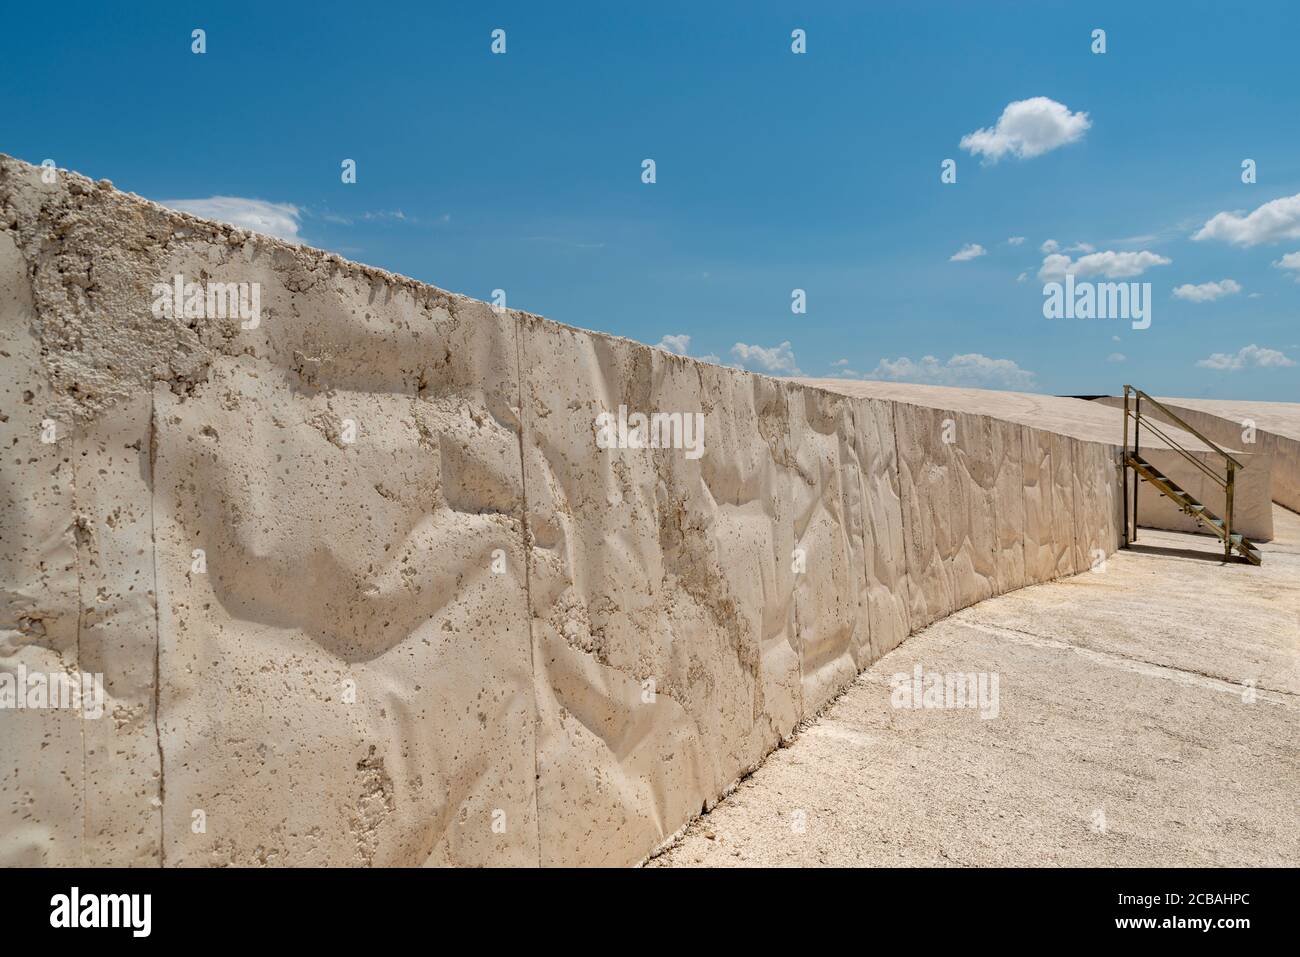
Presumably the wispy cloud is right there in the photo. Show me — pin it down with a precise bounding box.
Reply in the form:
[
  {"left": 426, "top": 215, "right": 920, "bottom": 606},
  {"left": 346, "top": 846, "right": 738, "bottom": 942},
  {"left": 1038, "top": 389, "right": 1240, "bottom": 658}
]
[
  {"left": 1038, "top": 249, "right": 1171, "bottom": 281},
  {"left": 1172, "top": 279, "right": 1241, "bottom": 302},
  {"left": 950, "top": 243, "right": 987, "bottom": 262},
  {"left": 1273, "top": 251, "right": 1300, "bottom": 281},
  {"left": 1196, "top": 344, "right": 1296, "bottom": 371},
  {"left": 318, "top": 208, "right": 443, "bottom": 226},
  {"left": 160, "top": 196, "right": 303, "bottom": 243},
  {"left": 653, "top": 334, "right": 718, "bottom": 364},
  {"left": 867, "top": 353, "right": 1036, "bottom": 390},
  {"left": 960, "top": 97, "right": 1090, "bottom": 163}
]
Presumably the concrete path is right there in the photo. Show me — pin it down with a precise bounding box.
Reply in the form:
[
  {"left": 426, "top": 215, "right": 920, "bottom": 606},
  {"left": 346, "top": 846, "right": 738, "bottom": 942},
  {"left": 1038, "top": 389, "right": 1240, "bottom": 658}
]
[{"left": 651, "top": 507, "right": 1300, "bottom": 867}]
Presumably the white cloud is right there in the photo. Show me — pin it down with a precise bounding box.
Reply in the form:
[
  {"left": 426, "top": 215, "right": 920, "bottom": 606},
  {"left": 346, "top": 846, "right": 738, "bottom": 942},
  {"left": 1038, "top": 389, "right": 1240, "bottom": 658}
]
[
  {"left": 867, "top": 353, "right": 1036, "bottom": 390},
  {"left": 1038, "top": 249, "right": 1171, "bottom": 281},
  {"left": 950, "top": 243, "right": 987, "bottom": 262},
  {"left": 830, "top": 358, "right": 851, "bottom": 367},
  {"left": 1007, "top": 236, "right": 1026, "bottom": 246},
  {"left": 1172, "top": 279, "right": 1242, "bottom": 302},
  {"left": 1016, "top": 272, "right": 1028, "bottom": 282},
  {"left": 160, "top": 196, "right": 303, "bottom": 242},
  {"left": 731, "top": 341, "right": 800, "bottom": 375},
  {"left": 656, "top": 334, "right": 692, "bottom": 355},
  {"left": 1040, "top": 239, "right": 1059, "bottom": 254},
  {"left": 1066, "top": 242, "right": 1095, "bottom": 254},
  {"left": 1193, "top": 193, "right": 1300, "bottom": 246},
  {"left": 1107, "top": 353, "right": 1126, "bottom": 363},
  {"left": 653, "top": 334, "right": 719, "bottom": 364},
  {"left": 1196, "top": 344, "right": 1296, "bottom": 371},
  {"left": 1273, "top": 251, "right": 1300, "bottom": 281},
  {"left": 960, "top": 97, "right": 1091, "bottom": 163}
]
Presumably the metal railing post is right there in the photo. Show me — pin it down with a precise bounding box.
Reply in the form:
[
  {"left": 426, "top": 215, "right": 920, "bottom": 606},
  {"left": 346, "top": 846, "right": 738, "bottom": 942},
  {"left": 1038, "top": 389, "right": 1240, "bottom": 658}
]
[
  {"left": 1122, "top": 385, "right": 1131, "bottom": 547},
  {"left": 1224, "top": 463, "right": 1235, "bottom": 562},
  {"left": 1131, "top": 391, "right": 1141, "bottom": 544}
]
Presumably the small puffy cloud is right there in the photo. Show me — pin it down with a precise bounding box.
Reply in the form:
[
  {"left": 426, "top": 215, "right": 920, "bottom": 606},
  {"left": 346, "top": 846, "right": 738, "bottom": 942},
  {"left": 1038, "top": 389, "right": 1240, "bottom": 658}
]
[
  {"left": 1196, "top": 344, "right": 1296, "bottom": 371},
  {"left": 1066, "top": 242, "right": 1095, "bottom": 254},
  {"left": 1107, "top": 353, "right": 1126, "bottom": 363},
  {"left": 960, "top": 97, "right": 1091, "bottom": 163},
  {"left": 1038, "top": 249, "right": 1171, "bottom": 281},
  {"left": 731, "top": 341, "right": 800, "bottom": 375},
  {"left": 656, "top": 334, "right": 692, "bottom": 355},
  {"left": 830, "top": 358, "right": 851, "bottom": 367},
  {"left": 950, "top": 243, "right": 987, "bottom": 262},
  {"left": 868, "top": 353, "right": 1036, "bottom": 390},
  {"left": 1007, "top": 236, "right": 1026, "bottom": 246},
  {"left": 1273, "top": 251, "right": 1300, "bottom": 281},
  {"left": 1193, "top": 193, "right": 1300, "bottom": 246},
  {"left": 1016, "top": 272, "right": 1028, "bottom": 282},
  {"left": 654, "top": 334, "right": 719, "bottom": 364},
  {"left": 160, "top": 196, "right": 303, "bottom": 242},
  {"left": 1040, "top": 239, "right": 1059, "bottom": 253},
  {"left": 1172, "top": 279, "right": 1242, "bottom": 302}
]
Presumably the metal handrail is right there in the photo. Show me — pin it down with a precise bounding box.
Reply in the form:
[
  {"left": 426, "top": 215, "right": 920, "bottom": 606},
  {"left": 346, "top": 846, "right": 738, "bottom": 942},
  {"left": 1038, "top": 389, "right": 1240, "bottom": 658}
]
[
  {"left": 1121, "top": 384, "right": 1241, "bottom": 563},
  {"left": 1122, "top": 410, "right": 1227, "bottom": 488},
  {"left": 1127, "top": 388, "right": 1245, "bottom": 470}
]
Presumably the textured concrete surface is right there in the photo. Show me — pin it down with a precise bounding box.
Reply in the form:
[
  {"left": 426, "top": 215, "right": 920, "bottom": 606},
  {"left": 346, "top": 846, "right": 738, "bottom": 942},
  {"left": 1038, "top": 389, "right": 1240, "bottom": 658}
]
[
  {"left": 0, "top": 153, "right": 1131, "bottom": 867},
  {"left": 651, "top": 506, "right": 1300, "bottom": 867},
  {"left": 805, "top": 379, "right": 1274, "bottom": 541},
  {"left": 1095, "top": 395, "right": 1300, "bottom": 516}
]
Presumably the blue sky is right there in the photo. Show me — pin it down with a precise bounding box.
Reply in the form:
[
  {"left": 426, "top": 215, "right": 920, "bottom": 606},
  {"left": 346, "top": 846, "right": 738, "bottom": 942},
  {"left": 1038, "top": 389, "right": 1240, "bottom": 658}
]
[{"left": 3, "top": 0, "right": 1298, "bottom": 399}]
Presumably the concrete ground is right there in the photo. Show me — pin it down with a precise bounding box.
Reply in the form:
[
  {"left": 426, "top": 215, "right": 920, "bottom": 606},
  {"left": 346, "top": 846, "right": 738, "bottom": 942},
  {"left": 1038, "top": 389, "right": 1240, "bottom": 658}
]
[{"left": 651, "top": 506, "right": 1300, "bottom": 867}]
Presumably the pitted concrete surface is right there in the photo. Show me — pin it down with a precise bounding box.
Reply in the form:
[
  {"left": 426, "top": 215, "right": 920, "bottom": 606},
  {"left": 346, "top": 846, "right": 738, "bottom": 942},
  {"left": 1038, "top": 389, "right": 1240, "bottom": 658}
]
[
  {"left": 1, "top": 154, "right": 1124, "bottom": 866},
  {"left": 651, "top": 506, "right": 1300, "bottom": 867}
]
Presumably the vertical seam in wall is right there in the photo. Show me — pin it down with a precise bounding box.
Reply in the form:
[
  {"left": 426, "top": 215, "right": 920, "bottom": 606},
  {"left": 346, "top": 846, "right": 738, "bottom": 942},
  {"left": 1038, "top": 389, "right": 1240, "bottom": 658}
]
[
  {"left": 1071, "top": 442, "right": 1081, "bottom": 574},
  {"left": 1019, "top": 426, "right": 1030, "bottom": 585},
  {"left": 888, "top": 401, "right": 916, "bottom": 637},
  {"left": 848, "top": 399, "right": 874, "bottom": 665},
  {"left": 983, "top": 420, "right": 995, "bottom": 592},
  {"left": 986, "top": 418, "right": 1000, "bottom": 597},
  {"left": 148, "top": 392, "right": 166, "bottom": 867},
  {"left": 787, "top": 387, "right": 805, "bottom": 721},
  {"left": 70, "top": 432, "right": 86, "bottom": 865},
  {"left": 511, "top": 315, "right": 543, "bottom": 868}
]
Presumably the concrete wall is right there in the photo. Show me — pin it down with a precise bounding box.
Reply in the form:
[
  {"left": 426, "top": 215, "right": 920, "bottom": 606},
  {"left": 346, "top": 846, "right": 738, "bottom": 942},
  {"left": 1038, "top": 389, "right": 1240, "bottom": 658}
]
[
  {"left": 802, "top": 380, "right": 1274, "bottom": 543},
  {"left": 0, "top": 155, "right": 1120, "bottom": 867}
]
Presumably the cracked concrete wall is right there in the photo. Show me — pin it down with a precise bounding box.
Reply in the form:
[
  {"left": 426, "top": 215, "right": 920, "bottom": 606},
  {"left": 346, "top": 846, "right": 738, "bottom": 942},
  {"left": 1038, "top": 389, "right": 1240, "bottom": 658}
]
[{"left": 0, "top": 155, "right": 1120, "bottom": 867}]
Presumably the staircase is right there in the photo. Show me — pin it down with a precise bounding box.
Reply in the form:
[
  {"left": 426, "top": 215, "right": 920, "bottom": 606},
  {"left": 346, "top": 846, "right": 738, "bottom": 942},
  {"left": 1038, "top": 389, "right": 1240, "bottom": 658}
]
[
  {"left": 1125, "top": 452, "right": 1262, "bottom": 565},
  {"left": 1121, "top": 385, "right": 1261, "bottom": 566}
]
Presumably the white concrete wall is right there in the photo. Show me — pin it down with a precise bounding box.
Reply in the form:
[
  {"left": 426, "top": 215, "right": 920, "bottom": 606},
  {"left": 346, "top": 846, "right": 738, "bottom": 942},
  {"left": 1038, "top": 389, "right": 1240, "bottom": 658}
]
[{"left": 0, "top": 155, "right": 1121, "bottom": 867}]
